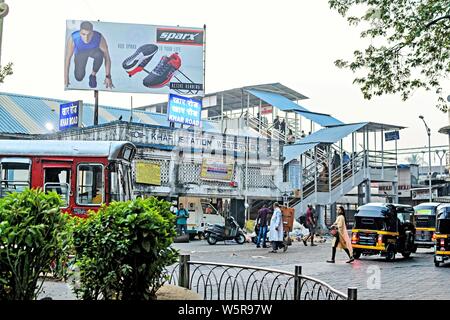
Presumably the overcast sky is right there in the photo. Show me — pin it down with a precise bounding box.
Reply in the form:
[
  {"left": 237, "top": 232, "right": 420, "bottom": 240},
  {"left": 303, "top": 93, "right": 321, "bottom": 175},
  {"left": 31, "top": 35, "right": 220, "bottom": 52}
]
[{"left": 1, "top": 0, "right": 449, "bottom": 163}]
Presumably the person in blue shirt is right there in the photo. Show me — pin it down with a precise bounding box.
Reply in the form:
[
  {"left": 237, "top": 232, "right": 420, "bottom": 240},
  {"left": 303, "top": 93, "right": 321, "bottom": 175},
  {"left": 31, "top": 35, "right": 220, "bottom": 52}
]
[
  {"left": 65, "top": 21, "right": 114, "bottom": 89},
  {"left": 342, "top": 151, "right": 351, "bottom": 175},
  {"left": 176, "top": 203, "right": 189, "bottom": 236}
]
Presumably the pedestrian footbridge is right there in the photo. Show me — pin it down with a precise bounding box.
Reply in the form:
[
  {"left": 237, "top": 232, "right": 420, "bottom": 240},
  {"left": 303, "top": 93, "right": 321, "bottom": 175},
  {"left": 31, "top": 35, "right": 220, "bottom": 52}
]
[{"left": 283, "top": 122, "right": 404, "bottom": 218}]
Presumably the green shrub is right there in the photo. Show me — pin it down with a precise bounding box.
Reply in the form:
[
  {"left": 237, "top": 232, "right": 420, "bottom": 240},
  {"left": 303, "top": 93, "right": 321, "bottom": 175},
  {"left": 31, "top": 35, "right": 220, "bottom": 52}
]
[
  {"left": 0, "top": 188, "right": 68, "bottom": 300},
  {"left": 70, "top": 197, "right": 178, "bottom": 300}
]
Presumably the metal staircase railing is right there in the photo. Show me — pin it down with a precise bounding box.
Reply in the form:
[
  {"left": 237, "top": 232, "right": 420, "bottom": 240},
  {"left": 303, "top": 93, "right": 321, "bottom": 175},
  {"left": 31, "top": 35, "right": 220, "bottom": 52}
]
[
  {"left": 246, "top": 113, "right": 286, "bottom": 141},
  {"left": 288, "top": 150, "right": 367, "bottom": 208}
]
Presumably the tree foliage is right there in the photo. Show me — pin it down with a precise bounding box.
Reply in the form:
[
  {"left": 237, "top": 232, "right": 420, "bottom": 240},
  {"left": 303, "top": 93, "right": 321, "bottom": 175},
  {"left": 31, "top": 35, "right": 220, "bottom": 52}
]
[
  {"left": 0, "top": 62, "right": 12, "bottom": 83},
  {"left": 329, "top": 0, "right": 450, "bottom": 111}
]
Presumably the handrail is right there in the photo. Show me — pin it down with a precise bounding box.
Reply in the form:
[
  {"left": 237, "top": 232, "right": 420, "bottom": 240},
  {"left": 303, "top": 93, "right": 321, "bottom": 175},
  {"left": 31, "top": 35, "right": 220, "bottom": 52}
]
[{"left": 165, "top": 255, "right": 352, "bottom": 300}]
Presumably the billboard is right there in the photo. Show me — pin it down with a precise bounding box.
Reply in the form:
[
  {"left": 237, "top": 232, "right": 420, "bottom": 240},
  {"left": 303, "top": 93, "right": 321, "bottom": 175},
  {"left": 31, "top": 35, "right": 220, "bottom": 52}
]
[
  {"left": 167, "top": 94, "right": 202, "bottom": 127},
  {"left": 59, "top": 100, "right": 82, "bottom": 131},
  {"left": 64, "top": 20, "right": 204, "bottom": 95},
  {"left": 200, "top": 159, "right": 234, "bottom": 182}
]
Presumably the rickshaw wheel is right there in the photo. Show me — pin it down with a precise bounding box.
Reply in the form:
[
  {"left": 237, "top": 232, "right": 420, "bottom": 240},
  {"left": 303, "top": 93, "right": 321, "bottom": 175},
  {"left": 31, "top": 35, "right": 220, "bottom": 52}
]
[
  {"left": 353, "top": 250, "right": 361, "bottom": 259},
  {"left": 434, "top": 261, "right": 441, "bottom": 267},
  {"left": 385, "top": 245, "right": 396, "bottom": 261},
  {"left": 401, "top": 251, "right": 411, "bottom": 259}
]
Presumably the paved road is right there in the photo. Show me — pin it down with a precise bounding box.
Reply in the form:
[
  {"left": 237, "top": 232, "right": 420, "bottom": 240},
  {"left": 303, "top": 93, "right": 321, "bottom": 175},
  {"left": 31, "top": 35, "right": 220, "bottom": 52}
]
[
  {"left": 173, "top": 238, "right": 450, "bottom": 300},
  {"left": 39, "top": 237, "right": 450, "bottom": 300}
]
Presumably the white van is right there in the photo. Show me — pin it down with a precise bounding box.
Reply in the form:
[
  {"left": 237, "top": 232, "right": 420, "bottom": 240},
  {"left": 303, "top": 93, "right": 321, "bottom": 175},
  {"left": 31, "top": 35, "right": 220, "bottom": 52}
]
[{"left": 178, "top": 197, "right": 226, "bottom": 239}]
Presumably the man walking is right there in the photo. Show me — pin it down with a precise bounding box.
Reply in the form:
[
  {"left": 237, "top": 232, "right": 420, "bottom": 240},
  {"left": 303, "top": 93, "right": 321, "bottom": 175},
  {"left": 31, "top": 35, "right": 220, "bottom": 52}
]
[
  {"left": 269, "top": 202, "right": 287, "bottom": 253},
  {"left": 255, "top": 204, "right": 271, "bottom": 248},
  {"left": 176, "top": 203, "right": 189, "bottom": 236},
  {"left": 303, "top": 204, "right": 317, "bottom": 246}
]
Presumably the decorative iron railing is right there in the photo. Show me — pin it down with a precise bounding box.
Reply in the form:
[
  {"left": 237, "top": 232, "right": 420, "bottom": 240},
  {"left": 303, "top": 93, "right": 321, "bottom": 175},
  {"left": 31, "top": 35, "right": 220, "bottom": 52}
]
[{"left": 164, "top": 255, "right": 357, "bottom": 300}]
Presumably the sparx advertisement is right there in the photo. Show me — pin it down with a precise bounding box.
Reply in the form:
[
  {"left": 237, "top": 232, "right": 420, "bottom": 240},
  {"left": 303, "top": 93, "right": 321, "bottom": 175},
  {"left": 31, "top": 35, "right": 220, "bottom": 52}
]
[{"left": 64, "top": 20, "right": 204, "bottom": 95}]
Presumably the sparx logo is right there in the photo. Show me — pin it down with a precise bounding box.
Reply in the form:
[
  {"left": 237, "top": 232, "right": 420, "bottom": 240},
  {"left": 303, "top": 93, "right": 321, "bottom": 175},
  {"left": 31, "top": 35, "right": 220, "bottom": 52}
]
[{"left": 157, "top": 28, "right": 203, "bottom": 46}]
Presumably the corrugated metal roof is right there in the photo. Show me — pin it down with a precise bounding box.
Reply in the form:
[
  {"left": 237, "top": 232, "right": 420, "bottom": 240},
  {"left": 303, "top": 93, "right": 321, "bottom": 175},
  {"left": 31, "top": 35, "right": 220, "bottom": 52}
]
[
  {"left": 246, "top": 89, "right": 344, "bottom": 127},
  {"left": 293, "top": 123, "right": 368, "bottom": 145},
  {"left": 283, "top": 142, "right": 320, "bottom": 164},
  {"left": 282, "top": 123, "right": 368, "bottom": 163},
  {"left": 0, "top": 92, "right": 223, "bottom": 135}
]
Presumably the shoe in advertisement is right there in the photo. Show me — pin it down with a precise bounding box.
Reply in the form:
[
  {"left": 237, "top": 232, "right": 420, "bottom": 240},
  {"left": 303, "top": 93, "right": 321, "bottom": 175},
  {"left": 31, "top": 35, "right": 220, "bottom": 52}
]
[
  {"left": 143, "top": 52, "right": 181, "bottom": 88},
  {"left": 122, "top": 44, "right": 158, "bottom": 76}
]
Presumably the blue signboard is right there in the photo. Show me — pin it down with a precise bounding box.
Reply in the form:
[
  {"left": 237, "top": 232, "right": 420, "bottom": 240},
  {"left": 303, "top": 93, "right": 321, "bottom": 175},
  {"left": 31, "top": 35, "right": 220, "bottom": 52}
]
[
  {"left": 167, "top": 94, "right": 202, "bottom": 127},
  {"left": 59, "top": 100, "right": 82, "bottom": 131},
  {"left": 385, "top": 131, "right": 400, "bottom": 141}
]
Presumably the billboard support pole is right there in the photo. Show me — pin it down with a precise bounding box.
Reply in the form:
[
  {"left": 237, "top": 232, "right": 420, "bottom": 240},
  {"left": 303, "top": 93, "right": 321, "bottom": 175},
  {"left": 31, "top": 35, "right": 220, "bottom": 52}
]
[
  {"left": 130, "top": 95, "right": 133, "bottom": 122},
  {"left": 94, "top": 90, "right": 99, "bottom": 125},
  {"left": 0, "top": 0, "right": 4, "bottom": 67},
  {"left": 203, "top": 24, "right": 206, "bottom": 94}
]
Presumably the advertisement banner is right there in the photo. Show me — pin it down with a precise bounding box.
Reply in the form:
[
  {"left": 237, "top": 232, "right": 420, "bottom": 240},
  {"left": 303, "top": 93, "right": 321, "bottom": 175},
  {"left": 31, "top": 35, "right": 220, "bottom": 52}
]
[
  {"left": 200, "top": 159, "right": 234, "bottom": 182},
  {"left": 411, "top": 189, "right": 438, "bottom": 200},
  {"left": 167, "top": 94, "right": 202, "bottom": 127},
  {"left": 65, "top": 20, "right": 204, "bottom": 95},
  {"left": 59, "top": 100, "right": 82, "bottom": 131},
  {"left": 135, "top": 162, "right": 161, "bottom": 185}
]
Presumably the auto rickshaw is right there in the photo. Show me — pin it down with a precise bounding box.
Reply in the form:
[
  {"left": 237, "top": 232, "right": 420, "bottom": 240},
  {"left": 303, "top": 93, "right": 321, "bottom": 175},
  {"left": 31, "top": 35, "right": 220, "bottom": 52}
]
[
  {"left": 434, "top": 204, "right": 450, "bottom": 267},
  {"left": 413, "top": 202, "right": 440, "bottom": 249},
  {"left": 351, "top": 203, "right": 416, "bottom": 261}
]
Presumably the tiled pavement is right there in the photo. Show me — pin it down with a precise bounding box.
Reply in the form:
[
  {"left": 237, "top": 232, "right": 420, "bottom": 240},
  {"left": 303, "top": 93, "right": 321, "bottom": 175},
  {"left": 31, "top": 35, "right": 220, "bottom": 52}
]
[{"left": 39, "top": 238, "right": 450, "bottom": 300}]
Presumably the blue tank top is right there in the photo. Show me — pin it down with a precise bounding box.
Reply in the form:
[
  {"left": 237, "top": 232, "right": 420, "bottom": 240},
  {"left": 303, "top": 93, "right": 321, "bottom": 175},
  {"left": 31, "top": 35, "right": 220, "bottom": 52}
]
[{"left": 72, "top": 30, "right": 102, "bottom": 54}]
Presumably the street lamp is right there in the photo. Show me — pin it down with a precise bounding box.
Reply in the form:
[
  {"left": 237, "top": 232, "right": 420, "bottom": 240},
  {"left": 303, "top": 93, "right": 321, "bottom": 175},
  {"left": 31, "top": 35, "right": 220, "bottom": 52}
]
[{"left": 419, "top": 115, "right": 432, "bottom": 202}]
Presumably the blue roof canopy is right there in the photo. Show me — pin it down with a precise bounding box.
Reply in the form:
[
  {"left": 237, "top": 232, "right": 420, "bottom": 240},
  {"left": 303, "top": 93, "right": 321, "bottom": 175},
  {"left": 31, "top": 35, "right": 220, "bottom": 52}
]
[
  {"left": 246, "top": 89, "right": 343, "bottom": 127},
  {"left": 283, "top": 123, "right": 368, "bottom": 164},
  {"left": 293, "top": 110, "right": 343, "bottom": 127},
  {"left": 283, "top": 142, "right": 320, "bottom": 164}
]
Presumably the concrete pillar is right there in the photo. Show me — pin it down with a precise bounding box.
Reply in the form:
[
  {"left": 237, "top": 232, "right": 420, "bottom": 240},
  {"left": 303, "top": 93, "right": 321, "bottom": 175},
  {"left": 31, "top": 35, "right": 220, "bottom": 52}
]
[
  {"left": 357, "top": 182, "right": 365, "bottom": 206},
  {"left": 392, "top": 181, "right": 399, "bottom": 204},
  {"left": 330, "top": 203, "right": 337, "bottom": 225},
  {"left": 316, "top": 205, "right": 327, "bottom": 233},
  {"left": 365, "top": 180, "right": 371, "bottom": 204}
]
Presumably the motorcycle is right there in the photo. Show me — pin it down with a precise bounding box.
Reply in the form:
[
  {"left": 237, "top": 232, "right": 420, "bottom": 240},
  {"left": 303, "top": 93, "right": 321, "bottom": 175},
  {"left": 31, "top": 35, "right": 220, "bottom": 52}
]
[{"left": 204, "top": 216, "right": 246, "bottom": 245}]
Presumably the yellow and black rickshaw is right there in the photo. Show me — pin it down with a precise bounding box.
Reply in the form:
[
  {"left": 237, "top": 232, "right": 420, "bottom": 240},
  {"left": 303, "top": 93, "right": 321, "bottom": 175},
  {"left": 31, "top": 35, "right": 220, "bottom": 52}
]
[
  {"left": 351, "top": 203, "right": 416, "bottom": 261},
  {"left": 413, "top": 202, "right": 440, "bottom": 249},
  {"left": 434, "top": 204, "right": 450, "bottom": 267}
]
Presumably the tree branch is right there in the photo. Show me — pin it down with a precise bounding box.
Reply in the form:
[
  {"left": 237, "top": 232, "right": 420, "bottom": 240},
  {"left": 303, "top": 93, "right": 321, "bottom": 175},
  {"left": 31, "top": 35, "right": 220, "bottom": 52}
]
[{"left": 426, "top": 15, "right": 450, "bottom": 28}]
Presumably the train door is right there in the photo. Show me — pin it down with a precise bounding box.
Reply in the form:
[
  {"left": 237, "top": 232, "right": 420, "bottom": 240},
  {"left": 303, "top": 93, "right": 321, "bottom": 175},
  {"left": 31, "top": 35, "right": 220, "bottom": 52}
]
[{"left": 41, "top": 161, "right": 73, "bottom": 211}]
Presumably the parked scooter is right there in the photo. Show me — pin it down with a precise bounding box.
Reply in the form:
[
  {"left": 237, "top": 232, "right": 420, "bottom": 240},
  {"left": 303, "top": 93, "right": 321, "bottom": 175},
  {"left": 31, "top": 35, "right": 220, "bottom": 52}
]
[{"left": 204, "top": 216, "right": 246, "bottom": 245}]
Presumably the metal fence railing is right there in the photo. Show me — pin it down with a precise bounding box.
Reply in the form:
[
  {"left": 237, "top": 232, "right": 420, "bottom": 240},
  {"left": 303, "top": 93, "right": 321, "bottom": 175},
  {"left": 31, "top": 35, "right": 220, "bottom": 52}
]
[{"left": 164, "top": 255, "right": 357, "bottom": 300}]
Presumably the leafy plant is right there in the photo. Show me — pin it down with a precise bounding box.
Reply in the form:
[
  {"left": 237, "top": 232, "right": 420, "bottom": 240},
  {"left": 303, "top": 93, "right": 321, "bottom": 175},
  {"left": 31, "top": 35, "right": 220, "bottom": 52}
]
[
  {"left": 70, "top": 197, "right": 178, "bottom": 300},
  {"left": 0, "top": 188, "right": 68, "bottom": 300}
]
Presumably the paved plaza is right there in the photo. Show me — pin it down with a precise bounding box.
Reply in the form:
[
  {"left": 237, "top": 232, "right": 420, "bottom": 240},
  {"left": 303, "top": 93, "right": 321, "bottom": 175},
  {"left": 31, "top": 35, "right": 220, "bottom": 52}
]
[
  {"left": 172, "top": 239, "right": 450, "bottom": 300},
  {"left": 40, "top": 238, "right": 450, "bottom": 300}
]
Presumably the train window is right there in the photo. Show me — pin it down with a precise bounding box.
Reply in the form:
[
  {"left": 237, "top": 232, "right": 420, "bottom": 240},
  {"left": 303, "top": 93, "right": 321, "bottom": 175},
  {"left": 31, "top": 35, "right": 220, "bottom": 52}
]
[
  {"left": 77, "top": 164, "right": 104, "bottom": 206},
  {"left": 44, "top": 168, "right": 71, "bottom": 207},
  {"left": 122, "top": 147, "right": 134, "bottom": 162},
  {"left": 0, "top": 158, "right": 31, "bottom": 197}
]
